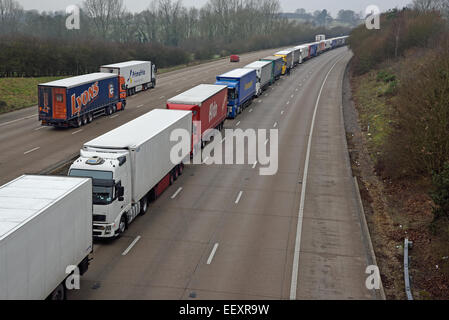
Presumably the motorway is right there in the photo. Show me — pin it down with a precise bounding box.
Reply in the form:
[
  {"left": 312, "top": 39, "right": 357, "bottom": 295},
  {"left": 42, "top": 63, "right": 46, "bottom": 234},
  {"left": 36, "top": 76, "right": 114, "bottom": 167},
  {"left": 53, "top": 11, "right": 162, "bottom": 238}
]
[
  {"left": 0, "top": 47, "right": 283, "bottom": 185},
  {"left": 69, "top": 46, "right": 378, "bottom": 300},
  {"left": 0, "top": 45, "right": 379, "bottom": 299}
]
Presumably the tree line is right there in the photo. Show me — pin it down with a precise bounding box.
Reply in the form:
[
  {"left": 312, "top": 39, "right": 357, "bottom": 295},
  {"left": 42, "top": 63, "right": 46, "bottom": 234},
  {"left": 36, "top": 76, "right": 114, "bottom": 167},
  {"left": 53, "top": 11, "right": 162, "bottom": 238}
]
[{"left": 0, "top": 0, "right": 351, "bottom": 77}]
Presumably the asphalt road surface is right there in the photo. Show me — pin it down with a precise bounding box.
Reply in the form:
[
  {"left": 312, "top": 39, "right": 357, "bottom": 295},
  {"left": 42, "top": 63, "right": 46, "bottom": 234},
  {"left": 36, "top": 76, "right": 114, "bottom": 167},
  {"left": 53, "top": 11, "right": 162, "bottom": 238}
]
[{"left": 58, "top": 47, "right": 379, "bottom": 300}]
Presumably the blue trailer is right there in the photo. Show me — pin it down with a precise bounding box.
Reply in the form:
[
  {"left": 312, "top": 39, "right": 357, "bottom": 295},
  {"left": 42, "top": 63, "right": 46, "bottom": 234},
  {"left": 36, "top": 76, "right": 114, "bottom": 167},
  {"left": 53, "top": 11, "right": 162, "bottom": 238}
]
[
  {"left": 331, "top": 39, "right": 337, "bottom": 49},
  {"left": 216, "top": 69, "right": 257, "bottom": 119},
  {"left": 38, "top": 73, "right": 126, "bottom": 128},
  {"left": 260, "top": 56, "right": 283, "bottom": 80},
  {"left": 308, "top": 43, "right": 319, "bottom": 57}
]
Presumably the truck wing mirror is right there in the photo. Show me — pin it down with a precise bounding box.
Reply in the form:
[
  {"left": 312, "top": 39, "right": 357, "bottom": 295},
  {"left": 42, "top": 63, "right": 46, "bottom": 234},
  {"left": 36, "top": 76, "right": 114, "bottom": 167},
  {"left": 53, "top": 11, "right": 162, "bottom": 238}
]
[{"left": 117, "top": 186, "right": 124, "bottom": 197}]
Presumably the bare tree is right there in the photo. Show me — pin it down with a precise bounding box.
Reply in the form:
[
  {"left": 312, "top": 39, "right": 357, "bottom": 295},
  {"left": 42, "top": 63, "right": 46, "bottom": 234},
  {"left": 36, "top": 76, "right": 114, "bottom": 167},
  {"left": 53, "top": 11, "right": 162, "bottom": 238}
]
[
  {"left": 0, "top": 0, "right": 23, "bottom": 34},
  {"left": 83, "top": 0, "right": 125, "bottom": 37}
]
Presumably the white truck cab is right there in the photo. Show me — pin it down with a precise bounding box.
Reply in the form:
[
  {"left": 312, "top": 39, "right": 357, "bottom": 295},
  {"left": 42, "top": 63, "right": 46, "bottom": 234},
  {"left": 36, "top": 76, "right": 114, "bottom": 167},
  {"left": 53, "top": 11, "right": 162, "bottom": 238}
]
[{"left": 69, "top": 150, "right": 138, "bottom": 238}]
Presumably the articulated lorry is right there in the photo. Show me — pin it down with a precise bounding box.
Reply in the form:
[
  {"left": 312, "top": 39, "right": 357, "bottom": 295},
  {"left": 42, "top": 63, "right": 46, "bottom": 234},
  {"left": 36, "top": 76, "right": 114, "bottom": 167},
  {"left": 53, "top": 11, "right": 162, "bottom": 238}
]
[
  {"left": 290, "top": 47, "right": 301, "bottom": 66},
  {"left": 167, "top": 84, "right": 228, "bottom": 152},
  {"left": 69, "top": 109, "right": 192, "bottom": 238},
  {"left": 38, "top": 73, "right": 126, "bottom": 128},
  {"left": 216, "top": 69, "right": 257, "bottom": 119},
  {"left": 260, "top": 56, "right": 283, "bottom": 80},
  {"left": 0, "top": 175, "right": 93, "bottom": 300},
  {"left": 243, "top": 61, "right": 273, "bottom": 97},
  {"left": 100, "top": 61, "right": 157, "bottom": 96},
  {"left": 294, "top": 45, "right": 310, "bottom": 63},
  {"left": 275, "top": 50, "right": 294, "bottom": 75}
]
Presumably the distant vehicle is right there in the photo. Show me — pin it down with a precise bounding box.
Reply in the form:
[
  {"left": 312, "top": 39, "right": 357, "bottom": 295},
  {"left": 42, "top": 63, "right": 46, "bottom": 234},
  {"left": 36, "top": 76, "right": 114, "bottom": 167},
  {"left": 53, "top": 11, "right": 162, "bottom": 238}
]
[
  {"left": 69, "top": 109, "right": 192, "bottom": 239},
  {"left": 316, "top": 34, "right": 326, "bottom": 42},
  {"left": 275, "top": 50, "right": 294, "bottom": 75},
  {"left": 100, "top": 60, "right": 157, "bottom": 96},
  {"left": 216, "top": 68, "right": 257, "bottom": 119},
  {"left": 243, "top": 60, "right": 273, "bottom": 97},
  {"left": 230, "top": 55, "right": 240, "bottom": 63},
  {"left": 38, "top": 73, "right": 126, "bottom": 128},
  {"left": 0, "top": 175, "right": 93, "bottom": 300},
  {"left": 167, "top": 84, "right": 228, "bottom": 152},
  {"left": 260, "top": 56, "right": 284, "bottom": 80}
]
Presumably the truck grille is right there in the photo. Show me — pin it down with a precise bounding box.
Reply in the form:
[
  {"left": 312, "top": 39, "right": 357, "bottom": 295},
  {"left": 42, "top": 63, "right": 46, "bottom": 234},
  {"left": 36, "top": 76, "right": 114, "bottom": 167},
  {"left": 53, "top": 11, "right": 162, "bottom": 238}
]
[{"left": 93, "top": 214, "right": 106, "bottom": 222}]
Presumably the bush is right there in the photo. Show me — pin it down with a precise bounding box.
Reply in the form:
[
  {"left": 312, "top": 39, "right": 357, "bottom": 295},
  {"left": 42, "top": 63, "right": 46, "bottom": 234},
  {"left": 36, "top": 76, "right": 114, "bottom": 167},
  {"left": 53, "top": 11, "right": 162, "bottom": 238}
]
[
  {"left": 431, "top": 163, "right": 449, "bottom": 221},
  {"left": 381, "top": 40, "right": 449, "bottom": 178}
]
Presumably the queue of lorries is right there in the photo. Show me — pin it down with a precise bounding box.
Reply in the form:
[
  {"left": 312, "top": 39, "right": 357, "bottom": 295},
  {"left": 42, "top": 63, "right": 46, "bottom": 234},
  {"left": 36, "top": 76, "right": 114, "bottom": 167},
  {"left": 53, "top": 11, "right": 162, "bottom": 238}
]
[{"left": 0, "top": 35, "right": 348, "bottom": 300}]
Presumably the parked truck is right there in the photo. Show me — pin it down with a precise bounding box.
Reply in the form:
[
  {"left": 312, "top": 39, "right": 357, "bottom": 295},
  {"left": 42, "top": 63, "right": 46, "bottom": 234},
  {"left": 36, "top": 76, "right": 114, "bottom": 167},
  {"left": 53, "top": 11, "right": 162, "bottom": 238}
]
[
  {"left": 167, "top": 84, "right": 228, "bottom": 152},
  {"left": 68, "top": 109, "right": 192, "bottom": 238},
  {"left": 215, "top": 69, "right": 257, "bottom": 119},
  {"left": 307, "top": 43, "right": 319, "bottom": 57},
  {"left": 316, "top": 34, "right": 326, "bottom": 42},
  {"left": 260, "top": 56, "right": 283, "bottom": 80},
  {"left": 0, "top": 175, "right": 93, "bottom": 300},
  {"left": 294, "top": 45, "right": 310, "bottom": 63},
  {"left": 38, "top": 73, "right": 126, "bottom": 128},
  {"left": 275, "top": 50, "right": 294, "bottom": 75},
  {"left": 243, "top": 61, "right": 273, "bottom": 97},
  {"left": 100, "top": 61, "right": 157, "bottom": 96},
  {"left": 290, "top": 47, "right": 301, "bottom": 67}
]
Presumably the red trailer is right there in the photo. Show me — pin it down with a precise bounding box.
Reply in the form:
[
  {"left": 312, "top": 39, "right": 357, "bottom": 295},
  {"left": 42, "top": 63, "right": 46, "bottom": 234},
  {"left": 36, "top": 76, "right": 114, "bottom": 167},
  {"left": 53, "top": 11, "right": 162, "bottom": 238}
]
[{"left": 167, "top": 84, "right": 228, "bottom": 153}]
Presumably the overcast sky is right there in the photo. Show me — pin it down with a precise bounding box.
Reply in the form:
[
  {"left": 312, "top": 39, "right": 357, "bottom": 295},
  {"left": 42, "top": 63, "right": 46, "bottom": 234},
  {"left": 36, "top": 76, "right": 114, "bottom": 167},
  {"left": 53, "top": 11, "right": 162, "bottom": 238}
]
[{"left": 17, "top": 0, "right": 412, "bottom": 16}]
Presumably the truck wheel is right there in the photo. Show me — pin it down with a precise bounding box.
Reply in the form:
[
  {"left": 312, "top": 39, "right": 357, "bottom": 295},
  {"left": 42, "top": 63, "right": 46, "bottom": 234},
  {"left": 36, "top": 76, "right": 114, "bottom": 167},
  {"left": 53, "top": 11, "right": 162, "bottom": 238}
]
[
  {"left": 106, "top": 106, "right": 112, "bottom": 116},
  {"left": 174, "top": 168, "right": 179, "bottom": 181},
  {"left": 112, "top": 105, "right": 117, "bottom": 113},
  {"left": 169, "top": 172, "right": 174, "bottom": 185},
  {"left": 140, "top": 197, "right": 148, "bottom": 216},
  {"left": 82, "top": 114, "right": 88, "bottom": 126},
  {"left": 49, "top": 283, "right": 66, "bottom": 300},
  {"left": 152, "top": 80, "right": 156, "bottom": 88},
  {"left": 74, "top": 117, "right": 82, "bottom": 128},
  {"left": 178, "top": 164, "right": 184, "bottom": 176},
  {"left": 87, "top": 112, "right": 93, "bottom": 123},
  {"left": 116, "top": 215, "right": 127, "bottom": 238}
]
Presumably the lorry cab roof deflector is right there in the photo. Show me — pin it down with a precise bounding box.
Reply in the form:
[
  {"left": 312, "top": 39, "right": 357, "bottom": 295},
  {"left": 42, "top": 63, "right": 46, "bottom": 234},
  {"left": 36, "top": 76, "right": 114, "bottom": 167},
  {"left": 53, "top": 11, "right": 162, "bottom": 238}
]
[{"left": 218, "top": 68, "right": 255, "bottom": 79}]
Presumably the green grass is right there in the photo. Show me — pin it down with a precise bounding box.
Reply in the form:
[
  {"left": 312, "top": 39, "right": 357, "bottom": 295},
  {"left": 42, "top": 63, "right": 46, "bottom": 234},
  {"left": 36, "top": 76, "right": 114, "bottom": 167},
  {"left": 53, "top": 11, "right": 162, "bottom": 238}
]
[
  {"left": 0, "top": 76, "right": 66, "bottom": 114},
  {"left": 353, "top": 70, "right": 395, "bottom": 162}
]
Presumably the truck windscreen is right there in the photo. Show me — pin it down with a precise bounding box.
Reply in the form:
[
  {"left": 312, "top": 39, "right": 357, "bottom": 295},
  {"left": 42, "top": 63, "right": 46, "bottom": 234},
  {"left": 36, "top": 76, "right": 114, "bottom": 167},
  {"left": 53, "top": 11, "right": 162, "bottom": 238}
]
[
  {"left": 228, "top": 88, "right": 237, "bottom": 100},
  {"left": 69, "top": 169, "right": 115, "bottom": 205}
]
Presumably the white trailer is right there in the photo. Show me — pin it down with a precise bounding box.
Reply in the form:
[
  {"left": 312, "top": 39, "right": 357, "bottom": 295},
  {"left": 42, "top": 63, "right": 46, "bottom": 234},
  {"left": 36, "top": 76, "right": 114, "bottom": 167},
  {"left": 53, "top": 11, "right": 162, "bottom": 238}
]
[
  {"left": 243, "top": 60, "right": 273, "bottom": 97},
  {"left": 290, "top": 47, "right": 301, "bottom": 66},
  {"left": 69, "top": 109, "right": 192, "bottom": 238},
  {"left": 295, "top": 45, "right": 310, "bottom": 63},
  {"left": 0, "top": 175, "right": 92, "bottom": 300},
  {"left": 100, "top": 60, "right": 157, "bottom": 96},
  {"left": 316, "top": 34, "right": 326, "bottom": 42}
]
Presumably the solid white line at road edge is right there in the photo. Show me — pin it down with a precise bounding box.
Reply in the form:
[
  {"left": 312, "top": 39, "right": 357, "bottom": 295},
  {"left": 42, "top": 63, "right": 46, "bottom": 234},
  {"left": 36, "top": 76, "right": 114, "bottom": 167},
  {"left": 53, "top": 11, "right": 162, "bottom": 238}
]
[
  {"left": 290, "top": 54, "right": 347, "bottom": 300},
  {"left": 0, "top": 114, "right": 37, "bottom": 128},
  {"left": 122, "top": 236, "right": 141, "bottom": 256},
  {"left": 207, "top": 243, "right": 219, "bottom": 265}
]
